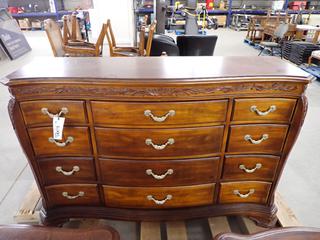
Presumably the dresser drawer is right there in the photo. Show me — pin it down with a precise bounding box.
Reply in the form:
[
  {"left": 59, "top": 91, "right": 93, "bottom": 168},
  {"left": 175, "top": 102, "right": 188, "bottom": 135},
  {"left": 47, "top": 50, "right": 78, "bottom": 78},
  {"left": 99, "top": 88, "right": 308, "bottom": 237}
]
[
  {"left": 91, "top": 100, "right": 228, "bottom": 127},
  {"left": 29, "top": 127, "right": 92, "bottom": 157},
  {"left": 20, "top": 100, "right": 87, "bottom": 126},
  {"left": 103, "top": 184, "right": 215, "bottom": 209},
  {"left": 227, "top": 125, "right": 288, "bottom": 154},
  {"left": 95, "top": 126, "right": 224, "bottom": 159},
  {"left": 45, "top": 184, "right": 100, "bottom": 208},
  {"left": 223, "top": 155, "right": 279, "bottom": 181},
  {"left": 39, "top": 157, "right": 96, "bottom": 185},
  {"left": 232, "top": 98, "right": 296, "bottom": 123},
  {"left": 100, "top": 157, "right": 219, "bottom": 187},
  {"left": 219, "top": 181, "right": 271, "bottom": 204}
]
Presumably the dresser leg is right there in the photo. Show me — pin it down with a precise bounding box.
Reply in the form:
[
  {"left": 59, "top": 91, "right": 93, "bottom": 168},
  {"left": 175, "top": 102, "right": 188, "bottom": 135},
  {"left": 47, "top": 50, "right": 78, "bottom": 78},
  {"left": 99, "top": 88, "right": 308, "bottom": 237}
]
[
  {"left": 248, "top": 203, "right": 278, "bottom": 228},
  {"left": 249, "top": 215, "right": 278, "bottom": 228},
  {"left": 39, "top": 209, "right": 69, "bottom": 227}
]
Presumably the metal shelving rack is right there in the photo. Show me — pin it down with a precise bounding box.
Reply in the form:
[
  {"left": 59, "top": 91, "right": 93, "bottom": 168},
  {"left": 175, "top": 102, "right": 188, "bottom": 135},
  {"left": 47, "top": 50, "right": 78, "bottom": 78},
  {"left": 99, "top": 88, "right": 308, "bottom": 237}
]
[
  {"left": 135, "top": 0, "right": 320, "bottom": 27},
  {"left": 9, "top": 0, "right": 72, "bottom": 20}
]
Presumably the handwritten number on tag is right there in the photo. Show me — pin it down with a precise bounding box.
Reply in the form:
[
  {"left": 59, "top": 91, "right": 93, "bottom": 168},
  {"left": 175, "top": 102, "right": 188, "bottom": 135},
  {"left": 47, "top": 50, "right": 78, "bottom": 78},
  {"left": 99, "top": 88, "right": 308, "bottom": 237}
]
[{"left": 53, "top": 116, "right": 65, "bottom": 140}]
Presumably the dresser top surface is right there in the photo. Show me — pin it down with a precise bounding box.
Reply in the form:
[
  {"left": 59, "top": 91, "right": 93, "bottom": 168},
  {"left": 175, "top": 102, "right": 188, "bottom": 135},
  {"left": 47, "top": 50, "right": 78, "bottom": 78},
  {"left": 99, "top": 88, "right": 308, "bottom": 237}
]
[{"left": 5, "top": 56, "right": 311, "bottom": 84}]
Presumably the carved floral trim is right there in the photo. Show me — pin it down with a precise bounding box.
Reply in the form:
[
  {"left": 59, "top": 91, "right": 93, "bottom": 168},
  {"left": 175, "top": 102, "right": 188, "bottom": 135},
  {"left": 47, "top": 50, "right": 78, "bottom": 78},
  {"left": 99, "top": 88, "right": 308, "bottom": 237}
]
[{"left": 11, "top": 82, "right": 299, "bottom": 97}]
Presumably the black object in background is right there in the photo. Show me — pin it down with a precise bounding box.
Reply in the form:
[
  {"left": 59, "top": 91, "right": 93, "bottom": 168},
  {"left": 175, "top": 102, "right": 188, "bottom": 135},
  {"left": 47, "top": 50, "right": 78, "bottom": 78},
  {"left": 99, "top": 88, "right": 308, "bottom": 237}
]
[{"left": 177, "top": 35, "right": 218, "bottom": 56}]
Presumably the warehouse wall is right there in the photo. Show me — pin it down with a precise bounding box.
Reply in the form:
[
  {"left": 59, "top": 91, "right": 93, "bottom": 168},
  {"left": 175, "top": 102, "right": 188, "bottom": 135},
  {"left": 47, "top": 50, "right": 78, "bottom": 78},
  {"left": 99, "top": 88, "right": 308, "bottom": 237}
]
[{"left": 90, "top": 0, "right": 134, "bottom": 45}]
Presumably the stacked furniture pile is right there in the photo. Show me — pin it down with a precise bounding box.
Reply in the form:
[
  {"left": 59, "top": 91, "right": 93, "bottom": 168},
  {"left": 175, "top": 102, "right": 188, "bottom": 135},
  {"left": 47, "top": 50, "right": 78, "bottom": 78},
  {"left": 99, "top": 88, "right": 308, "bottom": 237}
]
[{"left": 283, "top": 41, "right": 320, "bottom": 65}]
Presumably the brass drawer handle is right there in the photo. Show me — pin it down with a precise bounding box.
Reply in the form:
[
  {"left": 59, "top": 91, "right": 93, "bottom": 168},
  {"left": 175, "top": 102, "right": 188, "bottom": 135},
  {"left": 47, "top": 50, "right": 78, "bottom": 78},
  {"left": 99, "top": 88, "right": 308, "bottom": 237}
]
[
  {"left": 146, "top": 169, "right": 174, "bottom": 180},
  {"left": 144, "top": 110, "right": 175, "bottom": 122},
  {"left": 62, "top": 191, "right": 84, "bottom": 200},
  {"left": 233, "top": 189, "right": 255, "bottom": 198},
  {"left": 147, "top": 194, "right": 172, "bottom": 205},
  {"left": 56, "top": 166, "right": 80, "bottom": 176},
  {"left": 41, "top": 107, "right": 68, "bottom": 118},
  {"left": 244, "top": 134, "right": 268, "bottom": 144},
  {"left": 48, "top": 136, "right": 74, "bottom": 147},
  {"left": 239, "top": 163, "right": 262, "bottom": 173},
  {"left": 250, "top": 105, "right": 276, "bottom": 116},
  {"left": 145, "top": 138, "right": 175, "bottom": 150}
]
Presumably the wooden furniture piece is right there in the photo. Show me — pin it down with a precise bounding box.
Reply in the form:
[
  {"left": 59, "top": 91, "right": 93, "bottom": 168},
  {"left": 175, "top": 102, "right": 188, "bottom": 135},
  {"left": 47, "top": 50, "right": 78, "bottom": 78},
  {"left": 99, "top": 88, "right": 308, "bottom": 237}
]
[
  {"left": 247, "top": 13, "right": 291, "bottom": 43},
  {"left": 0, "top": 224, "right": 120, "bottom": 240},
  {"left": 45, "top": 19, "right": 105, "bottom": 57},
  {"left": 214, "top": 227, "right": 320, "bottom": 240},
  {"left": 258, "top": 24, "right": 291, "bottom": 57},
  {"left": 295, "top": 25, "right": 320, "bottom": 44},
  {"left": 308, "top": 50, "right": 320, "bottom": 65},
  {"left": 105, "top": 19, "right": 156, "bottom": 57},
  {"left": 5, "top": 57, "right": 312, "bottom": 227},
  {"left": 62, "top": 14, "right": 85, "bottom": 46}
]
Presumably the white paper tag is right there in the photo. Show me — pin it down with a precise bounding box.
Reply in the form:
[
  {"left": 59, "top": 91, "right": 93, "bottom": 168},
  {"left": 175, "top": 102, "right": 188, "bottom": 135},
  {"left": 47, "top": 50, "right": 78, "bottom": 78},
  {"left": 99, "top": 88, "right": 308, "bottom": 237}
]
[{"left": 53, "top": 116, "right": 65, "bottom": 140}]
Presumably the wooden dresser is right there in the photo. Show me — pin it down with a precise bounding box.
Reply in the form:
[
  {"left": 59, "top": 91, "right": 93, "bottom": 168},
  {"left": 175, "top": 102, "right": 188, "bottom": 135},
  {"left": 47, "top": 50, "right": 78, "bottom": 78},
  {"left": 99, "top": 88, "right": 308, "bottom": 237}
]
[{"left": 5, "top": 57, "right": 312, "bottom": 227}]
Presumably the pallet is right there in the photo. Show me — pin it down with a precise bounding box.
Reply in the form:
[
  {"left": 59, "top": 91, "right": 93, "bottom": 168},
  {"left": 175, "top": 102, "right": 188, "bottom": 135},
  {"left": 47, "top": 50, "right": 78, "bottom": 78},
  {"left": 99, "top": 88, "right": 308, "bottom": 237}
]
[
  {"left": 14, "top": 184, "right": 302, "bottom": 239},
  {"left": 243, "top": 39, "right": 263, "bottom": 49},
  {"left": 13, "top": 183, "right": 42, "bottom": 224},
  {"left": 299, "top": 64, "right": 320, "bottom": 80}
]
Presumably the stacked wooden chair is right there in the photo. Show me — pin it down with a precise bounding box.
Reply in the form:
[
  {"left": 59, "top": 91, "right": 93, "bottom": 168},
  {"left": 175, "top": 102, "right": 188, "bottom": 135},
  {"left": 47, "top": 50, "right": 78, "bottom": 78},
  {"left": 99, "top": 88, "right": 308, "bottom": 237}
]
[
  {"left": 62, "top": 13, "right": 86, "bottom": 46},
  {"left": 45, "top": 14, "right": 156, "bottom": 57},
  {"left": 44, "top": 18, "right": 105, "bottom": 57},
  {"left": 105, "top": 18, "right": 156, "bottom": 57}
]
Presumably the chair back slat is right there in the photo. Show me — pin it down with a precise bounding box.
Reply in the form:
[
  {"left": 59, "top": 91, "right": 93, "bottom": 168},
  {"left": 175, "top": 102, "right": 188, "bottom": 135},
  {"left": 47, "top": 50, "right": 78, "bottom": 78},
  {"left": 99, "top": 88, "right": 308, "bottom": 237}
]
[
  {"left": 44, "top": 19, "right": 65, "bottom": 57},
  {"left": 94, "top": 23, "right": 106, "bottom": 55},
  {"left": 105, "top": 20, "right": 115, "bottom": 56},
  {"left": 145, "top": 20, "right": 157, "bottom": 57},
  {"left": 62, "top": 15, "right": 70, "bottom": 45},
  {"left": 274, "top": 23, "right": 289, "bottom": 39}
]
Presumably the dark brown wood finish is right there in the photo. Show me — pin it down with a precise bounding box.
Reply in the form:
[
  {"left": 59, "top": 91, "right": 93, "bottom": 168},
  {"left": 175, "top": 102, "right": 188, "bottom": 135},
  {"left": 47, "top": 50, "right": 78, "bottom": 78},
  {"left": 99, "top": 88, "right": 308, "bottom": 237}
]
[
  {"left": 227, "top": 125, "right": 288, "bottom": 154},
  {"left": 91, "top": 100, "right": 228, "bottom": 127},
  {"left": 95, "top": 126, "right": 224, "bottom": 159},
  {"left": 38, "top": 157, "right": 96, "bottom": 185},
  {"left": 232, "top": 98, "right": 296, "bottom": 123},
  {"left": 20, "top": 100, "right": 87, "bottom": 126},
  {"left": 219, "top": 181, "right": 272, "bottom": 204},
  {"left": 223, "top": 155, "right": 279, "bottom": 181},
  {"left": 100, "top": 157, "right": 219, "bottom": 186},
  {"left": 5, "top": 57, "right": 312, "bottom": 227},
  {"left": 45, "top": 184, "right": 100, "bottom": 208},
  {"left": 28, "top": 127, "right": 92, "bottom": 157},
  {"left": 103, "top": 184, "right": 215, "bottom": 208}
]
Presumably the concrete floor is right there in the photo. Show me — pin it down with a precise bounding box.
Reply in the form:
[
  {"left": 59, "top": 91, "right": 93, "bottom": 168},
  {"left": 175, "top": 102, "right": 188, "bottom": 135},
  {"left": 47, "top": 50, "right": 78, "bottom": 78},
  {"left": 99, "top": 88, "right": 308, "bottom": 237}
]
[{"left": 0, "top": 28, "right": 319, "bottom": 227}]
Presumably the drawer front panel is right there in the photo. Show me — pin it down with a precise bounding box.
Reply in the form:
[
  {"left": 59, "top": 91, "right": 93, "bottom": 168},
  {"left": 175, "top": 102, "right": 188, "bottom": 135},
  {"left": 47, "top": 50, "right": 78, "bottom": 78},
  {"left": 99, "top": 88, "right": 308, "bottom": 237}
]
[
  {"left": 232, "top": 98, "right": 296, "bottom": 123},
  {"left": 20, "top": 100, "right": 87, "bottom": 126},
  {"left": 227, "top": 125, "right": 288, "bottom": 154},
  {"left": 219, "top": 181, "right": 271, "bottom": 204},
  {"left": 103, "top": 184, "right": 215, "bottom": 209},
  {"left": 100, "top": 157, "right": 220, "bottom": 186},
  {"left": 45, "top": 184, "right": 100, "bottom": 208},
  {"left": 95, "top": 126, "right": 224, "bottom": 159},
  {"left": 39, "top": 158, "right": 96, "bottom": 185},
  {"left": 223, "top": 155, "right": 279, "bottom": 181},
  {"left": 29, "top": 127, "right": 92, "bottom": 157},
  {"left": 91, "top": 100, "right": 228, "bottom": 126}
]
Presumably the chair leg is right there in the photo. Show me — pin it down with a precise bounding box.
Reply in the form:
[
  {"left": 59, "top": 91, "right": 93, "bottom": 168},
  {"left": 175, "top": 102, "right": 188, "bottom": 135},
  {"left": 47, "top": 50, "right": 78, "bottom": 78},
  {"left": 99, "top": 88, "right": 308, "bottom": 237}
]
[{"left": 258, "top": 47, "right": 264, "bottom": 56}]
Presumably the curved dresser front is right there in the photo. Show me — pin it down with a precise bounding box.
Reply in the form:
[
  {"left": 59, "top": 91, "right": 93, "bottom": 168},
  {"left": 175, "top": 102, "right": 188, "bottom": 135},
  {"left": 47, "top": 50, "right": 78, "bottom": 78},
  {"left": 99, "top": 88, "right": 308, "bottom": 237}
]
[{"left": 5, "top": 56, "right": 312, "bottom": 227}]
